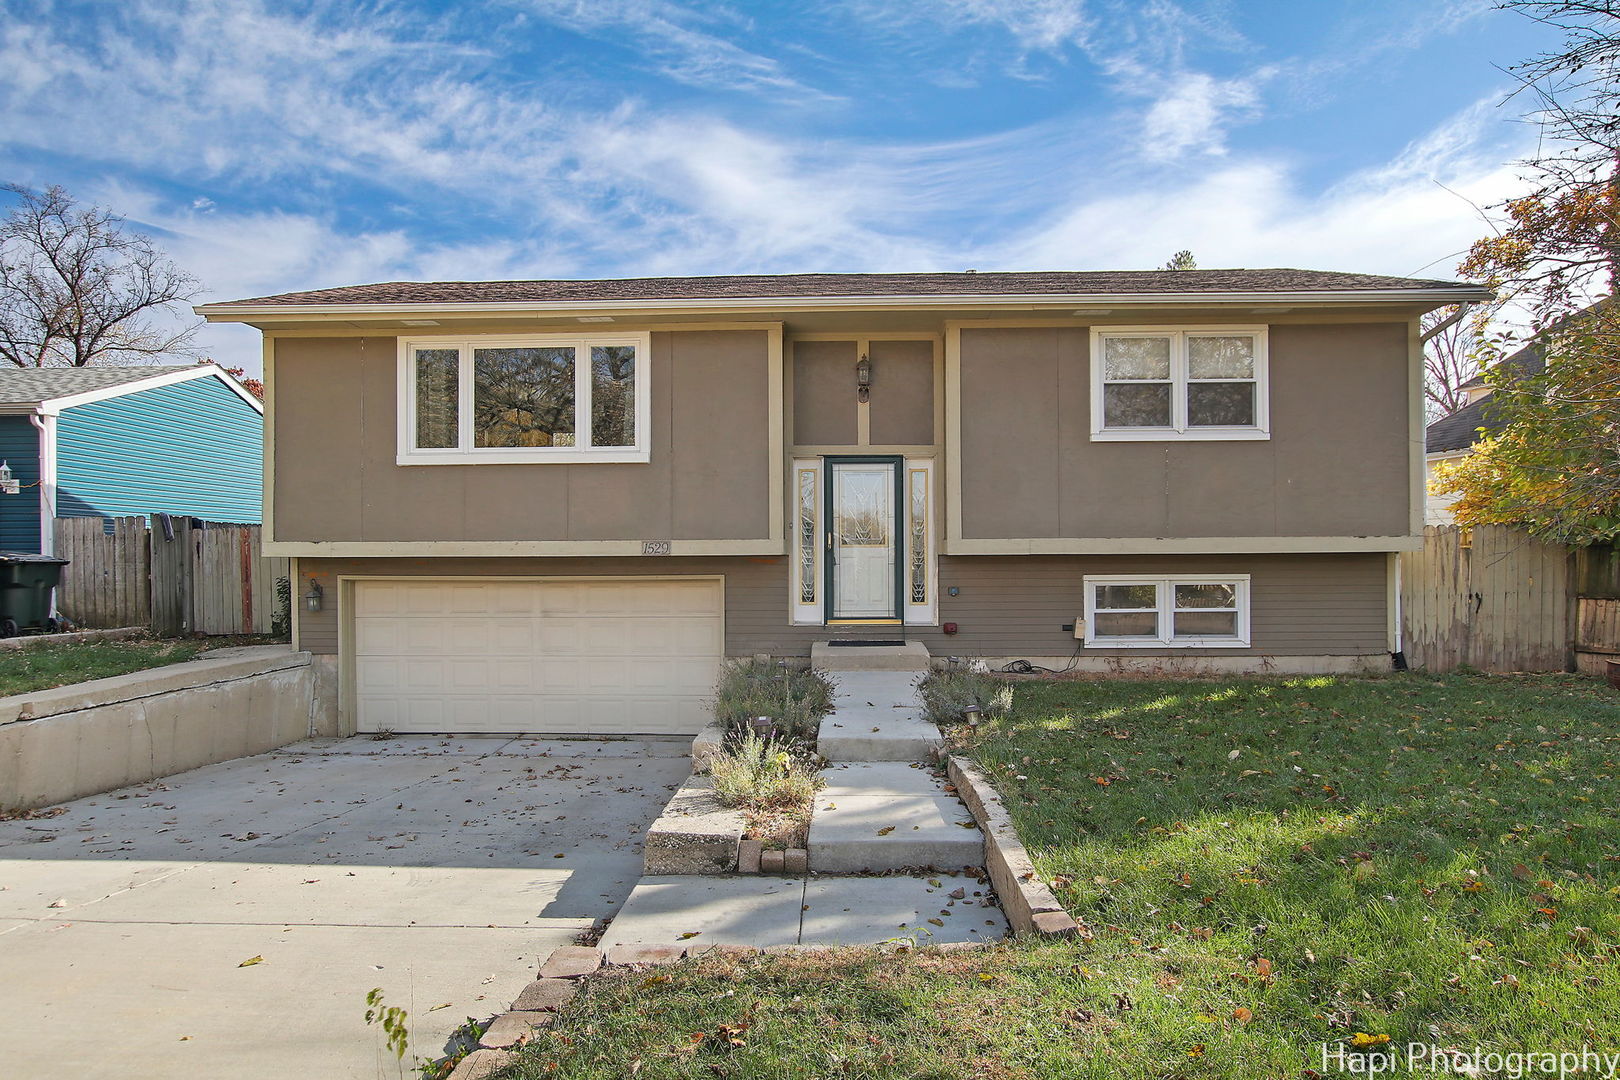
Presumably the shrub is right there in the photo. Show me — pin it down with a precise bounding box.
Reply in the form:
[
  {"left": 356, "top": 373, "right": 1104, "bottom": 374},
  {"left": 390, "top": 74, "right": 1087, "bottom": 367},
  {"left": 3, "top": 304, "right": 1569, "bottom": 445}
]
[
  {"left": 917, "top": 669, "right": 1013, "bottom": 727},
  {"left": 708, "top": 731, "right": 822, "bottom": 813},
  {"left": 712, "top": 659, "right": 835, "bottom": 744}
]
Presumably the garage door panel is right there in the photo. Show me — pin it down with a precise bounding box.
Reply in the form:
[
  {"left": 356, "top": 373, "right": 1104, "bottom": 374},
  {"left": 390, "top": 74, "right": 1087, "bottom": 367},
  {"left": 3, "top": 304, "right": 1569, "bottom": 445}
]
[{"left": 353, "top": 578, "right": 723, "bottom": 736}]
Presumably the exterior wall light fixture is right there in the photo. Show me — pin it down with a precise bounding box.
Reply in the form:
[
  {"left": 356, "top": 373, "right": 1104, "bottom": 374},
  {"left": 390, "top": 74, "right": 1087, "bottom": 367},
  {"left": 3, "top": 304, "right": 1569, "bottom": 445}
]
[
  {"left": 304, "top": 580, "right": 324, "bottom": 613},
  {"left": 856, "top": 354, "right": 872, "bottom": 402}
]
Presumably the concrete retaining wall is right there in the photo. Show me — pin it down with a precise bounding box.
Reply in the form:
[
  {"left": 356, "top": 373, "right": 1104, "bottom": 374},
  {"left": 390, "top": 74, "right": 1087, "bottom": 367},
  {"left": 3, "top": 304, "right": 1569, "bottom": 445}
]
[{"left": 0, "top": 646, "right": 316, "bottom": 812}]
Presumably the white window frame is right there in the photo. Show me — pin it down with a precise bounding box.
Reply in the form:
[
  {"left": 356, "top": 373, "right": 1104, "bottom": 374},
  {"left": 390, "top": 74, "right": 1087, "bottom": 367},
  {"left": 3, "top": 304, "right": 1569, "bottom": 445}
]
[
  {"left": 788, "top": 455, "right": 937, "bottom": 626},
  {"left": 397, "top": 332, "right": 651, "bottom": 465},
  {"left": 790, "top": 458, "right": 824, "bottom": 625},
  {"left": 1089, "top": 326, "right": 1269, "bottom": 442},
  {"left": 903, "top": 459, "right": 937, "bottom": 627},
  {"left": 1082, "top": 574, "right": 1251, "bottom": 648}
]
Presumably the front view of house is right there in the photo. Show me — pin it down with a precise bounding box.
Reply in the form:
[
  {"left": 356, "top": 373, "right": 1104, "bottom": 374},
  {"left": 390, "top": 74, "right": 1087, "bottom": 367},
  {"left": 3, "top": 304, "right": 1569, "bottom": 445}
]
[{"left": 198, "top": 269, "right": 1489, "bottom": 737}]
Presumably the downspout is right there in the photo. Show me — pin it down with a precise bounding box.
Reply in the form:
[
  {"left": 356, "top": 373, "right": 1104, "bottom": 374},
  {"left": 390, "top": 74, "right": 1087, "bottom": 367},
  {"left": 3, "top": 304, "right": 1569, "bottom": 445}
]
[
  {"left": 29, "top": 411, "right": 57, "bottom": 617},
  {"left": 1419, "top": 301, "right": 1476, "bottom": 344}
]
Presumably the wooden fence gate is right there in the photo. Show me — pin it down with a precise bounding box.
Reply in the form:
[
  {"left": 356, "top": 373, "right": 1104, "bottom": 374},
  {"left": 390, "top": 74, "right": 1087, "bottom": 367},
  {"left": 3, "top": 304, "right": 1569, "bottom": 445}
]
[
  {"left": 52, "top": 515, "right": 288, "bottom": 635},
  {"left": 1399, "top": 525, "right": 1573, "bottom": 673}
]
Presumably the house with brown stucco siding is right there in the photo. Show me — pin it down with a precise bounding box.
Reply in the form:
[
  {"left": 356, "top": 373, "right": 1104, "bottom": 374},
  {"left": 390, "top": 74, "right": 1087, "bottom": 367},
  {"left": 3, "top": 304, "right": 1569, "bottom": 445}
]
[{"left": 196, "top": 269, "right": 1490, "bottom": 737}]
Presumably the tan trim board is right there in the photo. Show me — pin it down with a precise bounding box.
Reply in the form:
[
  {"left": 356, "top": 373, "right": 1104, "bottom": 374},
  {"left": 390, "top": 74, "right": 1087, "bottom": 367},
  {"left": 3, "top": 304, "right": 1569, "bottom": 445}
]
[
  {"left": 942, "top": 535, "right": 1424, "bottom": 555},
  {"left": 263, "top": 336, "right": 276, "bottom": 545},
  {"left": 766, "top": 325, "right": 785, "bottom": 546},
  {"left": 1407, "top": 316, "right": 1426, "bottom": 537},
  {"left": 943, "top": 325, "right": 963, "bottom": 548},
  {"left": 791, "top": 331, "right": 945, "bottom": 341},
  {"left": 288, "top": 555, "right": 301, "bottom": 652},
  {"left": 265, "top": 539, "right": 785, "bottom": 558},
  {"left": 792, "top": 445, "right": 938, "bottom": 456},
  {"left": 1386, "top": 551, "right": 1401, "bottom": 654}
]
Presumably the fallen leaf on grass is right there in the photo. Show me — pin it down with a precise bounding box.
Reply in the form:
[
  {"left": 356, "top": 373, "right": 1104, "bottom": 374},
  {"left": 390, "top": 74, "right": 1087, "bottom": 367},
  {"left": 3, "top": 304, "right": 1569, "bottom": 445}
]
[
  {"left": 238, "top": 955, "right": 264, "bottom": 968},
  {"left": 1233, "top": 1007, "right": 1253, "bottom": 1024}
]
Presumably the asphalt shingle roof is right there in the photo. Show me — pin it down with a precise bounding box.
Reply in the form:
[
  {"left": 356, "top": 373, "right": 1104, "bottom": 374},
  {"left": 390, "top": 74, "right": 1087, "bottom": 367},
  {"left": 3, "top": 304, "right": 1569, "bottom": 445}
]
[
  {"left": 0, "top": 365, "right": 197, "bottom": 407},
  {"left": 217, "top": 268, "right": 1483, "bottom": 307}
]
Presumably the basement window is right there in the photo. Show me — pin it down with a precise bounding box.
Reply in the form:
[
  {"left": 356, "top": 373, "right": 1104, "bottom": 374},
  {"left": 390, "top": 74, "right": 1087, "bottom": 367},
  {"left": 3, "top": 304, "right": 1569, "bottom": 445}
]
[
  {"left": 1083, "top": 575, "right": 1251, "bottom": 648},
  {"left": 398, "top": 333, "right": 649, "bottom": 464}
]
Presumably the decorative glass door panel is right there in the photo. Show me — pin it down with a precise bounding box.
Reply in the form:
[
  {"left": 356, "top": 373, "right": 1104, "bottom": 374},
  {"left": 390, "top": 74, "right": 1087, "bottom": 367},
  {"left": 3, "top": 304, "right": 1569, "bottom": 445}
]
[{"left": 829, "top": 460, "right": 899, "bottom": 620}]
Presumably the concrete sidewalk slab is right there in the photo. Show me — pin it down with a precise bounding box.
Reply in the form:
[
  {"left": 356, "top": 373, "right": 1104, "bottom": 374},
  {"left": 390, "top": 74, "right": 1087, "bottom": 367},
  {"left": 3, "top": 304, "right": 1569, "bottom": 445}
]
[
  {"left": 809, "top": 794, "right": 983, "bottom": 872},
  {"left": 596, "top": 875, "right": 805, "bottom": 951},
  {"left": 818, "top": 762, "right": 947, "bottom": 799},
  {"left": 800, "top": 876, "right": 1007, "bottom": 946}
]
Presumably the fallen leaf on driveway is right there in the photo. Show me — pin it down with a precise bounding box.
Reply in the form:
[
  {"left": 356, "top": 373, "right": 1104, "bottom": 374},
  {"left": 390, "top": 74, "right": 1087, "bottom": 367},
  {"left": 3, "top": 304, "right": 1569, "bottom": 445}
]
[
  {"left": 238, "top": 955, "right": 265, "bottom": 968},
  {"left": 877, "top": 826, "right": 895, "bottom": 835},
  {"left": 428, "top": 1003, "right": 452, "bottom": 1012},
  {"left": 679, "top": 931, "right": 701, "bottom": 939}
]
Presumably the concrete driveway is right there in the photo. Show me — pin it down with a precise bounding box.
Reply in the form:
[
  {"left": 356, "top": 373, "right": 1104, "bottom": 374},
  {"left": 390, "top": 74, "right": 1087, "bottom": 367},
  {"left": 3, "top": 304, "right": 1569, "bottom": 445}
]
[{"left": 0, "top": 735, "right": 688, "bottom": 1079}]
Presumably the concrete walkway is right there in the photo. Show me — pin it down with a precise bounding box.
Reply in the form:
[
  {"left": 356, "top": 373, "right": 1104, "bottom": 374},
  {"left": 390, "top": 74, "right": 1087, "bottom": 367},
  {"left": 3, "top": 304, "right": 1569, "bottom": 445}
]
[
  {"left": 0, "top": 735, "right": 688, "bottom": 1079},
  {"left": 598, "top": 872, "right": 1005, "bottom": 951},
  {"left": 603, "top": 652, "right": 1006, "bottom": 950}
]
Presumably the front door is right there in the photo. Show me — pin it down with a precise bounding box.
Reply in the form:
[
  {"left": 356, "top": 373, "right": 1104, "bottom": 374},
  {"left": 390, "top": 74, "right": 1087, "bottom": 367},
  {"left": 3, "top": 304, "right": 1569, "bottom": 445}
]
[{"left": 827, "top": 457, "right": 901, "bottom": 623}]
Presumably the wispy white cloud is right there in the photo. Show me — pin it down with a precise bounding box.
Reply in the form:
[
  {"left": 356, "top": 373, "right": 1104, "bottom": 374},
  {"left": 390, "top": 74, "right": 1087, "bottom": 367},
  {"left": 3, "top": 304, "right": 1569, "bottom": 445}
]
[
  {"left": 515, "top": 0, "right": 825, "bottom": 98},
  {"left": 0, "top": 0, "right": 1536, "bottom": 376}
]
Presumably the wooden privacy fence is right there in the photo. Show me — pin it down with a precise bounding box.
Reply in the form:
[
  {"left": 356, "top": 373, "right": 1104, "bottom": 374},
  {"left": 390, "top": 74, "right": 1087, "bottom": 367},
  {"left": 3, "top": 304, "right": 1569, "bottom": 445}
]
[
  {"left": 1400, "top": 525, "right": 1573, "bottom": 673},
  {"left": 52, "top": 515, "right": 288, "bottom": 635}
]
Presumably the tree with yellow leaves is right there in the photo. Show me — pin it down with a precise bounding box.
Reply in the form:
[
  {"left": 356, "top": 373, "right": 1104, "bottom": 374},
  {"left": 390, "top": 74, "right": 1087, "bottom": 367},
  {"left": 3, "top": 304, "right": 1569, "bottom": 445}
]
[{"left": 1438, "top": 1, "right": 1620, "bottom": 544}]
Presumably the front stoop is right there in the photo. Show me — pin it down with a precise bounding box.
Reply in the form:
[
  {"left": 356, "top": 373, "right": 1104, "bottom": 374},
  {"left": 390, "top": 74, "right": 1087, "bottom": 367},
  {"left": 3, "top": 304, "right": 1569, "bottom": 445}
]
[
  {"left": 817, "top": 670, "right": 942, "bottom": 762},
  {"left": 811, "top": 640, "right": 931, "bottom": 672}
]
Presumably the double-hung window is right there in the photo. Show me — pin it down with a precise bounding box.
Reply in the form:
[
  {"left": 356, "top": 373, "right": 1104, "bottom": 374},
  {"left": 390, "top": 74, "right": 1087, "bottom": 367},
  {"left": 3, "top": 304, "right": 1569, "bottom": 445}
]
[
  {"left": 1091, "top": 327, "right": 1268, "bottom": 441},
  {"left": 1083, "top": 575, "right": 1251, "bottom": 648},
  {"left": 398, "top": 333, "right": 650, "bottom": 464}
]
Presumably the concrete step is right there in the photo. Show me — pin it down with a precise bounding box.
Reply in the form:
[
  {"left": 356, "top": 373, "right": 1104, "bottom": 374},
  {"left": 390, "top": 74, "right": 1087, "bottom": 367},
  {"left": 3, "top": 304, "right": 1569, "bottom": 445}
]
[
  {"left": 817, "top": 671, "right": 942, "bottom": 762},
  {"left": 811, "top": 640, "right": 930, "bottom": 672},
  {"left": 818, "top": 762, "right": 947, "bottom": 800},
  {"left": 808, "top": 779, "right": 984, "bottom": 873}
]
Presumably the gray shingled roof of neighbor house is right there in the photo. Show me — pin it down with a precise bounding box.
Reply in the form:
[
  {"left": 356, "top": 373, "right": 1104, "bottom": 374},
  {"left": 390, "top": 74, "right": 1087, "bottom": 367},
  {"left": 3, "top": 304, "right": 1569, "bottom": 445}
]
[
  {"left": 0, "top": 365, "right": 199, "bottom": 407},
  {"left": 209, "top": 268, "right": 1489, "bottom": 307}
]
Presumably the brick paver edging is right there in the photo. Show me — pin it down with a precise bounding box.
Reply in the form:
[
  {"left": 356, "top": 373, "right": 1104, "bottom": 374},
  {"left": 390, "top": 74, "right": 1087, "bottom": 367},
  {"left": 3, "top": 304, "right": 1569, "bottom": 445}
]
[{"left": 944, "top": 755, "right": 1085, "bottom": 938}]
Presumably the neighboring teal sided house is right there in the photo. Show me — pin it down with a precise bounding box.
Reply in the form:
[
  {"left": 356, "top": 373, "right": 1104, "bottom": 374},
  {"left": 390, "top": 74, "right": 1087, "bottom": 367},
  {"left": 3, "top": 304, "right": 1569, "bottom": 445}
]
[{"left": 0, "top": 366, "right": 264, "bottom": 554}]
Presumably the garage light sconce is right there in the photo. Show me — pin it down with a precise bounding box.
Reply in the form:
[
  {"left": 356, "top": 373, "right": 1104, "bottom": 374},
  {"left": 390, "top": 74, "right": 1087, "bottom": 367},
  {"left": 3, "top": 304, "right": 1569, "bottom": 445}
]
[
  {"left": 0, "top": 461, "right": 16, "bottom": 495},
  {"left": 855, "top": 354, "right": 871, "bottom": 403},
  {"left": 303, "top": 580, "right": 323, "bottom": 613}
]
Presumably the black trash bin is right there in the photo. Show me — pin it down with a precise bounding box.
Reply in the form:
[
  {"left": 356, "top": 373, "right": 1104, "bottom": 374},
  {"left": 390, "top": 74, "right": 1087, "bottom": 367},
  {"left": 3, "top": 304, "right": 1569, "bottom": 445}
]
[{"left": 0, "top": 553, "right": 68, "bottom": 637}]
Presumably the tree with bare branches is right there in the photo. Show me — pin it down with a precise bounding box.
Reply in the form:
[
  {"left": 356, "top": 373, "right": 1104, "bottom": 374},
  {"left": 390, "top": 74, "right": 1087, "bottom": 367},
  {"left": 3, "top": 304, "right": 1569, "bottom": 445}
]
[
  {"left": 0, "top": 185, "right": 200, "bottom": 367},
  {"left": 1423, "top": 304, "right": 1485, "bottom": 419}
]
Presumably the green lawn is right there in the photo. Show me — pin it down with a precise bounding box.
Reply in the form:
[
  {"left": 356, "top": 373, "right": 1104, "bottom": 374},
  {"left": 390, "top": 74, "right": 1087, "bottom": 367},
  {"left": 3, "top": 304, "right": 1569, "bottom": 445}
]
[
  {"left": 0, "top": 637, "right": 214, "bottom": 696},
  {"left": 485, "top": 673, "right": 1620, "bottom": 1079}
]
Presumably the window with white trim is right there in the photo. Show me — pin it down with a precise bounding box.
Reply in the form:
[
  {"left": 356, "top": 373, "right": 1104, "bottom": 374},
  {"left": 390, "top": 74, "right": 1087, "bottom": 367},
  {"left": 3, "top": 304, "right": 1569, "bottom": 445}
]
[
  {"left": 398, "top": 333, "right": 650, "bottom": 464},
  {"left": 1082, "top": 575, "right": 1251, "bottom": 648},
  {"left": 1090, "top": 327, "right": 1268, "bottom": 441}
]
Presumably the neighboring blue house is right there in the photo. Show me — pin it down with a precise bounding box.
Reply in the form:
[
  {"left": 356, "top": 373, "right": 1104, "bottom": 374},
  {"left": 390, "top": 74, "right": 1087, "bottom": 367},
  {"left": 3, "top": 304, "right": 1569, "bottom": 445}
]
[{"left": 0, "top": 366, "right": 264, "bottom": 554}]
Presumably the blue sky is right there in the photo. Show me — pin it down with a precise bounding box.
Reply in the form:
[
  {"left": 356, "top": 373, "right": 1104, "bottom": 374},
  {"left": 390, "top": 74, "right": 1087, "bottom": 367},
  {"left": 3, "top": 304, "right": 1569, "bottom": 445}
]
[{"left": 0, "top": 0, "right": 1560, "bottom": 372}]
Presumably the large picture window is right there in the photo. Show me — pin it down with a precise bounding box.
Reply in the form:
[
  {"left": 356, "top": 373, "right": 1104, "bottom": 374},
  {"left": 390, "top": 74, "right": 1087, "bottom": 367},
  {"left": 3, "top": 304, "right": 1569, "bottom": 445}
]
[
  {"left": 398, "top": 333, "right": 649, "bottom": 464},
  {"left": 1082, "top": 575, "right": 1251, "bottom": 648},
  {"left": 1090, "top": 327, "right": 1268, "bottom": 441}
]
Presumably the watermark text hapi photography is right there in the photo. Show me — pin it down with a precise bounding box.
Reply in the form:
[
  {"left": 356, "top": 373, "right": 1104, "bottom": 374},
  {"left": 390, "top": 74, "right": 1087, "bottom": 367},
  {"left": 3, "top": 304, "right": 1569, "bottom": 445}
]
[{"left": 1322, "top": 1041, "right": 1620, "bottom": 1079}]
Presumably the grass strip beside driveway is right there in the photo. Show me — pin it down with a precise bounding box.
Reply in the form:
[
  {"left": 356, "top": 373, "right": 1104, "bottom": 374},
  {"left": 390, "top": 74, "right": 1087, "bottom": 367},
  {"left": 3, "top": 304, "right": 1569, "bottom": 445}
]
[{"left": 0, "top": 637, "right": 213, "bottom": 696}]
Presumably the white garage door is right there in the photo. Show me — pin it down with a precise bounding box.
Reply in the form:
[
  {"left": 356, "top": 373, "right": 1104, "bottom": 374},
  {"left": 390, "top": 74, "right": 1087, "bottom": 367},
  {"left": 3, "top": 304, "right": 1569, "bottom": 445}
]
[{"left": 352, "top": 578, "right": 724, "bottom": 736}]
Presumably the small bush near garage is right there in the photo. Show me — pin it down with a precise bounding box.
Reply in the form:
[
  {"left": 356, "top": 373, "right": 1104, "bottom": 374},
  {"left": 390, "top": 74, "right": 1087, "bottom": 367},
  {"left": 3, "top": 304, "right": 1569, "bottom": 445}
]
[
  {"left": 917, "top": 668, "right": 1012, "bottom": 727},
  {"left": 712, "top": 659, "right": 835, "bottom": 745}
]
